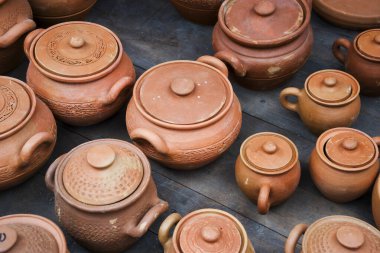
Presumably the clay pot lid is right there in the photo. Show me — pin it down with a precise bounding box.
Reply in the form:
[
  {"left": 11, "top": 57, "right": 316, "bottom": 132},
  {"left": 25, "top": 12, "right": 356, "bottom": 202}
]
[
  {"left": 303, "top": 216, "right": 380, "bottom": 252},
  {"left": 356, "top": 29, "right": 380, "bottom": 60}
]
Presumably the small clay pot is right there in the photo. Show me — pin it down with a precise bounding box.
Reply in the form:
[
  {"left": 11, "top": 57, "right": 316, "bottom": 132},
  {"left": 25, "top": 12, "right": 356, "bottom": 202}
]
[
  {"left": 212, "top": 0, "right": 313, "bottom": 90},
  {"left": 309, "top": 128, "right": 380, "bottom": 203},
  {"left": 45, "top": 139, "right": 168, "bottom": 253},
  {"left": 0, "top": 76, "right": 56, "bottom": 191},
  {"left": 158, "top": 209, "right": 255, "bottom": 253},
  {"left": 126, "top": 56, "right": 242, "bottom": 170},
  {"left": 280, "top": 70, "right": 361, "bottom": 135},
  {"left": 372, "top": 174, "right": 380, "bottom": 229},
  {"left": 285, "top": 215, "right": 380, "bottom": 253},
  {"left": 24, "top": 21, "right": 136, "bottom": 126},
  {"left": 235, "top": 132, "right": 300, "bottom": 214},
  {"left": 333, "top": 29, "right": 380, "bottom": 96},
  {"left": 0, "top": 0, "right": 36, "bottom": 74}
]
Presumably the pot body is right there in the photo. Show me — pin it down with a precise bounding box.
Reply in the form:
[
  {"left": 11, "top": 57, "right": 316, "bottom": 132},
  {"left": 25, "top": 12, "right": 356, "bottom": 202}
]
[
  {"left": 170, "top": 0, "right": 223, "bottom": 25},
  {"left": 372, "top": 176, "right": 380, "bottom": 229}
]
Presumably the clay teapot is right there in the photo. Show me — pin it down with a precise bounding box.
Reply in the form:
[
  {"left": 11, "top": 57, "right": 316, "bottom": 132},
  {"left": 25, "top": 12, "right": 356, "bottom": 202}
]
[
  {"left": 0, "top": 0, "right": 36, "bottom": 74},
  {"left": 159, "top": 209, "right": 255, "bottom": 253},
  {"left": 126, "top": 56, "right": 242, "bottom": 170},
  {"left": 45, "top": 139, "right": 169, "bottom": 253},
  {"left": 309, "top": 127, "right": 379, "bottom": 203},
  {"left": 280, "top": 70, "right": 361, "bottom": 135},
  {"left": 0, "top": 76, "right": 56, "bottom": 190},
  {"left": 333, "top": 29, "right": 380, "bottom": 96},
  {"left": 24, "top": 21, "right": 136, "bottom": 126},
  {"left": 372, "top": 175, "right": 380, "bottom": 229},
  {"left": 212, "top": 0, "right": 313, "bottom": 90}
]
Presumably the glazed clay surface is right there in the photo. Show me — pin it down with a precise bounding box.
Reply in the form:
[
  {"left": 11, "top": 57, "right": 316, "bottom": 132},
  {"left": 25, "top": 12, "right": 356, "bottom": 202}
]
[
  {"left": 170, "top": 0, "right": 224, "bottom": 24},
  {"left": 372, "top": 174, "right": 380, "bottom": 229}
]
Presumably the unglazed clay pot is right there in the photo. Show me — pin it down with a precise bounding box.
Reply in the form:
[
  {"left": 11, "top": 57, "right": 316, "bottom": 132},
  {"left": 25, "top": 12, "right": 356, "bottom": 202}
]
[
  {"left": 158, "top": 209, "right": 255, "bottom": 253},
  {"left": 0, "top": 214, "right": 68, "bottom": 253},
  {"left": 309, "top": 128, "right": 380, "bottom": 203},
  {"left": 24, "top": 21, "right": 136, "bottom": 126},
  {"left": 285, "top": 215, "right": 380, "bottom": 253},
  {"left": 235, "top": 132, "right": 300, "bottom": 214},
  {"left": 0, "top": 76, "right": 56, "bottom": 190},
  {"left": 45, "top": 139, "right": 169, "bottom": 253},
  {"left": 372, "top": 175, "right": 380, "bottom": 229},
  {"left": 280, "top": 70, "right": 361, "bottom": 135},
  {"left": 333, "top": 29, "right": 380, "bottom": 96},
  {"left": 126, "top": 56, "right": 242, "bottom": 170},
  {"left": 212, "top": 0, "right": 313, "bottom": 90},
  {"left": 0, "top": 0, "right": 36, "bottom": 74}
]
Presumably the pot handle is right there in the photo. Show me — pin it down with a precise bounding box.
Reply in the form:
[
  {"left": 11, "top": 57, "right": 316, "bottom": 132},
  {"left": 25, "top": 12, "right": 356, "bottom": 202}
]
[
  {"left": 197, "top": 55, "right": 229, "bottom": 77},
  {"left": 332, "top": 38, "right": 351, "bottom": 65},
  {"left": 23, "top": 28, "right": 44, "bottom": 60},
  {"left": 373, "top": 137, "right": 380, "bottom": 158},
  {"left": 130, "top": 128, "right": 170, "bottom": 155},
  {"left": 257, "top": 184, "right": 271, "bottom": 214},
  {"left": 0, "top": 19, "right": 36, "bottom": 48},
  {"left": 214, "top": 51, "right": 247, "bottom": 77},
  {"left": 98, "top": 76, "right": 134, "bottom": 105},
  {"left": 158, "top": 213, "right": 182, "bottom": 247},
  {"left": 285, "top": 224, "right": 308, "bottom": 253},
  {"left": 279, "top": 87, "right": 302, "bottom": 113},
  {"left": 45, "top": 154, "right": 66, "bottom": 192}
]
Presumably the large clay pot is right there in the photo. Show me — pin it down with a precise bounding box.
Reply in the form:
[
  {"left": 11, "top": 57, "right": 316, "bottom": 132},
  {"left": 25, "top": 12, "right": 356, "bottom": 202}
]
[
  {"left": 212, "top": 0, "right": 313, "bottom": 90},
  {"left": 372, "top": 175, "right": 380, "bottom": 229},
  {"left": 333, "top": 29, "right": 380, "bottom": 96},
  {"left": 158, "top": 209, "right": 255, "bottom": 253},
  {"left": 309, "top": 128, "right": 380, "bottom": 203},
  {"left": 24, "top": 21, "right": 136, "bottom": 126},
  {"left": 0, "top": 76, "right": 56, "bottom": 190},
  {"left": 45, "top": 139, "right": 169, "bottom": 253},
  {"left": 235, "top": 132, "right": 300, "bottom": 214},
  {"left": 0, "top": 0, "right": 36, "bottom": 74},
  {"left": 285, "top": 215, "right": 380, "bottom": 253},
  {"left": 280, "top": 70, "right": 361, "bottom": 135},
  {"left": 126, "top": 56, "right": 242, "bottom": 170}
]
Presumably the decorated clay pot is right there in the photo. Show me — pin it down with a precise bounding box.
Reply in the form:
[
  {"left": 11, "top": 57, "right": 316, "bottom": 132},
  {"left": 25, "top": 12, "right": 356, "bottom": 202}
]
[
  {"left": 126, "top": 56, "right": 242, "bottom": 170},
  {"left": 333, "top": 29, "right": 380, "bottom": 96},
  {"left": 45, "top": 139, "right": 168, "bottom": 253},
  {"left": 212, "top": 0, "right": 313, "bottom": 90},
  {"left": 158, "top": 209, "right": 255, "bottom": 253},
  {"left": 0, "top": 0, "right": 36, "bottom": 74},
  {"left": 309, "top": 128, "right": 380, "bottom": 203},
  {"left": 0, "top": 76, "right": 56, "bottom": 190},
  {"left": 23, "top": 21, "right": 135, "bottom": 126},
  {"left": 280, "top": 70, "right": 361, "bottom": 135},
  {"left": 372, "top": 174, "right": 380, "bottom": 229},
  {"left": 235, "top": 132, "right": 300, "bottom": 214}
]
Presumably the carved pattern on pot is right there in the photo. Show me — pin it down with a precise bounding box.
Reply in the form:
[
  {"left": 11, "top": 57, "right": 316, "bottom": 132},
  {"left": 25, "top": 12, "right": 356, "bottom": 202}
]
[{"left": 0, "top": 86, "right": 17, "bottom": 122}]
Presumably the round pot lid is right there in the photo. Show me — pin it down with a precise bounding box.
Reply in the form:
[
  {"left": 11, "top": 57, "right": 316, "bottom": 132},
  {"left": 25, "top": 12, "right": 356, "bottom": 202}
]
[
  {"left": 357, "top": 30, "right": 380, "bottom": 60},
  {"left": 34, "top": 22, "right": 119, "bottom": 78},
  {"left": 62, "top": 141, "right": 144, "bottom": 206}
]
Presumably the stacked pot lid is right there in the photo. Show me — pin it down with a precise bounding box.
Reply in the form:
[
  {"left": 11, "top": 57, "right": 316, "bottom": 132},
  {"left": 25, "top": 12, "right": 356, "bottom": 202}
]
[{"left": 356, "top": 29, "right": 380, "bottom": 61}]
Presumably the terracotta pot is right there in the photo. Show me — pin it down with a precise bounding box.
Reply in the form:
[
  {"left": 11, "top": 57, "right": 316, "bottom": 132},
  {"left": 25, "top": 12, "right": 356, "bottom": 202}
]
[
  {"left": 0, "top": 76, "right": 56, "bottom": 190},
  {"left": 126, "top": 56, "right": 242, "bottom": 170},
  {"left": 309, "top": 128, "right": 380, "bottom": 203},
  {"left": 285, "top": 215, "right": 380, "bottom": 253},
  {"left": 0, "top": 0, "right": 36, "bottom": 74},
  {"left": 158, "top": 209, "right": 255, "bottom": 253},
  {"left": 372, "top": 174, "right": 380, "bottom": 229},
  {"left": 0, "top": 214, "right": 68, "bottom": 253},
  {"left": 235, "top": 132, "right": 300, "bottom": 214},
  {"left": 280, "top": 70, "right": 361, "bottom": 135},
  {"left": 45, "top": 139, "right": 169, "bottom": 253},
  {"left": 212, "top": 0, "right": 313, "bottom": 90},
  {"left": 28, "top": 0, "right": 97, "bottom": 27},
  {"left": 24, "top": 21, "right": 136, "bottom": 126},
  {"left": 333, "top": 29, "right": 380, "bottom": 96}
]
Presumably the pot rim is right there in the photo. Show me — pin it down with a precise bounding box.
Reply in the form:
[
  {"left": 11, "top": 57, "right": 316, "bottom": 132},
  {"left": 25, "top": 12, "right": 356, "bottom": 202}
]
[
  {"left": 32, "top": 0, "right": 97, "bottom": 19},
  {"left": 354, "top": 29, "right": 380, "bottom": 63}
]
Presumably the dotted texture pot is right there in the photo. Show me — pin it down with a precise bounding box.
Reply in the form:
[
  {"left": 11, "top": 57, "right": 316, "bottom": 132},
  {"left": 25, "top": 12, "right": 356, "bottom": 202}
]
[{"left": 372, "top": 174, "right": 380, "bottom": 229}]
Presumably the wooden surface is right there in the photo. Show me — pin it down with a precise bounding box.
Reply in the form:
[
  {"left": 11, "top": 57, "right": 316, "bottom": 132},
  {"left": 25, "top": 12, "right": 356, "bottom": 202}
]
[{"left": 1, "top": 0, "right": 379, "bottom": 252}]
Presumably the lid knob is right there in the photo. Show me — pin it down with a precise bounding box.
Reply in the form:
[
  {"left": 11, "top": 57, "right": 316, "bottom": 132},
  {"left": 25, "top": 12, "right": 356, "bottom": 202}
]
[
  {"left": 323, "top": 77, "right": 337, "bottom": 87},
  {"left": 374, "top": 35, "right": 380, "bottom": 45},
  {"left": 254, "top": 0, "right": 276, "bottom": 16},
  {"left": 201, "top": 226, "right": 221, "bottom": 243},
  {"left": 70, "top": 36, "right": 85, "bottom": 48},
  {"left": 170, "top": 78, "right": 195, "bottom": 96},
  {"left": 336, "top": 226, "right": 365, "bottom": 249},
  {"left": 0, "top": 226, "right": 17, "bottom": 253},
  {"left": 342, "top": 138, "right": 358, "bottom": 151},
  {"left": 262, "top": 141, "right": 278, "bottom": 154},
  {"left": 86, "top": 144, "right": 116, "bottom": 169}
]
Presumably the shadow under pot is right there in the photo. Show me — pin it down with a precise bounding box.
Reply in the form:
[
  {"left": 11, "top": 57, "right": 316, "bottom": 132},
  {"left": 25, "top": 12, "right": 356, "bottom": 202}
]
[
  {"left": 235, "top": 132, "right": 300, "bottom": 214},
  {"left": 126, "top": 56, "right": 242, "bottom": 170},
  {"left": 285, "top": 215, "right": 380, "bottom": 253},
  {"left": 372, "top": 174, "right": 380, "bottom": 229},
  {"left": 45, "top": 139, "right": 169, "bottom": 253},
  {"left": 24, "top": 21, "right": 136, "bottom": 126},
  {"left": 0, "top": 76, "right": 56, "bottom": 191},
  {"left": 212, "top": 0, "right": 313, "bottom": 90},
  {"left": 158, "top": 209, "right": 255, "bottom": 253},
  {"left": 280, "top": 70, "right": 361, "bottom": 135},
  {"left": 310, "top": 127, "right": 380, "bottom": 203},
  {"left": 333, "top": 29, "right": 380, "bottom": 96}
]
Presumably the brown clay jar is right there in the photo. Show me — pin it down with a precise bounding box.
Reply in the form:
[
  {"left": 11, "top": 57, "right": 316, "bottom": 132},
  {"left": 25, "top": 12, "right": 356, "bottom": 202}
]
[
  {"left": 372, "top": 174, "right": 380, "bottom": 229},
  {"left": 280, "top": 70, "right": 361, "bottom": 135},
  {"left": 0, "top": 0, "right": 36, "bottom": 74},
  {"left": 212, "top": 0, "right": 313, "bottom": 90},
  {"left": 158, "top": 209, "right": 255, "bottom": 253},
  {"left": 0, "top": 76, "right": 56, "bottom": 190},
  {"left": 333, "top": 29, "right": 380, "bottom": 96},
  {"left": 285, "top": 215, "right": 380, "bottom": 253},
  {"left": 126, "top": 56, "right": 242, "bottom": 170},
  {"left": 309, "top": 127, "right": 380, "bottom": 203},
  {"left": 235, "top": 132, "right": 301, "bottom": 214},
  {"left": 24, "top": 21, "right": 136, "bottom": 126},
  {"left": 45, "top": 139, "right": 169, "bottom": 253}
]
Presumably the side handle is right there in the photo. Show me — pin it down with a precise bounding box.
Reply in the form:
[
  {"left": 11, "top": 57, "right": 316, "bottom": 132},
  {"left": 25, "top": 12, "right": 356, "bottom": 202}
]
[
  {"left": 98, "top": 76, "right": 134, "bottom": 105},
  {"left": 23, "top": 28, "right": 44, "bottom": 60},
  {"left": 197, "top": 55, "right": 229, "bottom": 77},
  {"left": 258, "top": 184, "right": 271, "bottom": 214},
  {"left": 279, "top": 87, "right": 302, "bottom": 113},
  {"left": 45, "top": 155, "right": 66, "bottom": 192},
  {"left": 215, "top": 51, "right": 246, "bottom": 77},
  {"left": 0, "top": 19, "right": 36, "bottom": 48},
  {"left": 332, "top": 38, "right": 352, "bottom": 65},
  {"left": 285, "top": 224, "right": 308, "bottom": 253},
  {"left": 373, "top": 137, "right": 380, "bottom": 158},
  {"left": 158, "top": 213, "right": 182, "bottom": 248},
  {"left": 130, "top": 128, "right": 170, "bottom": 155}
]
